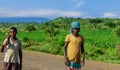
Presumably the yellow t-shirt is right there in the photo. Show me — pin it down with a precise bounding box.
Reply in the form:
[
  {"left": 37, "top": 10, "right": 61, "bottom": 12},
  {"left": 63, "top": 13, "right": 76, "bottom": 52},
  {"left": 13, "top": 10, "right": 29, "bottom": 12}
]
[{"left": 65, "top": 34, "right": 84, "bottom": 62}]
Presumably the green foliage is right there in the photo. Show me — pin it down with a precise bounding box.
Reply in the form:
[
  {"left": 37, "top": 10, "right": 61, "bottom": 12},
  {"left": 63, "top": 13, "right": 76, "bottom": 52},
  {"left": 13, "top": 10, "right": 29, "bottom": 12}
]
[
  {"left": 0, "top": 17, "right": 120, "bottom": 64},
  {"left": 26, "top": 25, "right": 36, "bottom": 31},
  {"left": 88, "top": 18, "right": 104, "bottom": 24},
  {"left": 115, "top": 44, "right": 120, "bottom": 56},
  {"left": 0, "top": 32, "right": 5, "bottom": 44},
  {"left": 22, "top": 37, "right": 30, "bottom": 42},
  {"left": 115, "top": 27, "right": 120, "bottom": 37},
  {"left": 105, "top": 21, "right": 117, "bottom": 28},
  {"left": 43, "top": 22, "right": 60, "bottom": 40}
]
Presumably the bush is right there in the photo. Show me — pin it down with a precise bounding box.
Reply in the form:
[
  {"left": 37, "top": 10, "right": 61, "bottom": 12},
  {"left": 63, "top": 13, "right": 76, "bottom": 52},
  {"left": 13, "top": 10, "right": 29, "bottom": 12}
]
[
  {"left": 22, "top": 37, "right": 32, "bottom": 48},
  {"left": 115, "top": 44, "right": 120, "bottom": 56},
  {"left": 26, "top": 25, "right": 36, "bottom": 31},
  {"left": 105, "top": 21, "right": 117, "bottom": 28},
  {"left": 22, "top": 37, "right": 29, "bottom": 42},
  {"left": 115, "top": 28, "right": 120, "bottom": 37}
]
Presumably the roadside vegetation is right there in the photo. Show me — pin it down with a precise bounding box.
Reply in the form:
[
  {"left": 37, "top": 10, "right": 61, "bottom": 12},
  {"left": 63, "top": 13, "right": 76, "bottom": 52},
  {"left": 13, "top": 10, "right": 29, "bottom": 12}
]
[{"left": 0, "top": 17, "right": 120, "bottom": 64}]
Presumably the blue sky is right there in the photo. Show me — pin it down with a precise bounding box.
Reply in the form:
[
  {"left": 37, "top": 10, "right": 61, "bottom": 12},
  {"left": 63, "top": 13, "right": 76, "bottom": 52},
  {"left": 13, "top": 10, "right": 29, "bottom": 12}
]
[{"left": 0, "top": 0, "right": 120, "bottom": 18}]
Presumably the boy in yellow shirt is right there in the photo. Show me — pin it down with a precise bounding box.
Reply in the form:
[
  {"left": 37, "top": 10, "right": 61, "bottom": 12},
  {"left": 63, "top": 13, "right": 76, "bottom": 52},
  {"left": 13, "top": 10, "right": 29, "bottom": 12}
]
[{"left": 63, "top": 22, "right": 85, "bottom": 70}]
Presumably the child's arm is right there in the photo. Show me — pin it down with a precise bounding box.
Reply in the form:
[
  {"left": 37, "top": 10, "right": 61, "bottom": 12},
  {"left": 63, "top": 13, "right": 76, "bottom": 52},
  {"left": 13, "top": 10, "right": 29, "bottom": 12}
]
[
  {"left": 1, "top": 45, "right": 5, "bottom": 53},
  {"left": 1, "top": 41, "right": 8, "bottom": 53},
  {"left": 1, "top": 36, "right": 9, "bottom": 53},
  {"left": 19, "top": 42, "right": 22, "bottom": 70},
  {"left": 63, "top": 42, "right": 69, "bottom": 65},
  {"left": 81, "top": 41, "right": 85, "bottom": 66},
  {"left": 19, "top": 49, "right": 22, "bottom": 70}
]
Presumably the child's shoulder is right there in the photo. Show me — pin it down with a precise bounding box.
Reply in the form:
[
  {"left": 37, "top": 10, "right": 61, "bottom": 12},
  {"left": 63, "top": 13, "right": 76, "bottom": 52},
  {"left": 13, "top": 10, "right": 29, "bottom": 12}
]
[
  {"left": 17, "top": 38, "right": 22, "bottom": 43},
  {"left": 66, "top": 34, "right": 73, "bottom": 37},
  {"left": 79, "top": 34, "right": 84, "bottom": 39}
]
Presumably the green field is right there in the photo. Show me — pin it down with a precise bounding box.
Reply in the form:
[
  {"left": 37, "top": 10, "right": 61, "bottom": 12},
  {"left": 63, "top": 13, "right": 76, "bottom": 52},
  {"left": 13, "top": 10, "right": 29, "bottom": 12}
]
[{"left": 0, "top": 17, "right": 120, "bottom": 64}]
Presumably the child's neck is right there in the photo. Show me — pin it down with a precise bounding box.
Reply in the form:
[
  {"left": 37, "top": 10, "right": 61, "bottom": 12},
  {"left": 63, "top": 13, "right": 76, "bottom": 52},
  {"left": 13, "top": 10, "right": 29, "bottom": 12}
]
[
  {"left": 11, "top": 36, "right": 17, "bottom": 43},
  {"left": 11, "top": 36, "right": 17, "bottom": 40},
  {"left": 72, "top": 33, "right": 79, "bottom": 37}
]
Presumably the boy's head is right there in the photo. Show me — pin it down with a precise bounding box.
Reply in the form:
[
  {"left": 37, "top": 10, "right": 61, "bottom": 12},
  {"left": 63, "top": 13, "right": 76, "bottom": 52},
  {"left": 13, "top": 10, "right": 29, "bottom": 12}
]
[
  {"left": 70, "top": 22, "right": 80, "bottom": 34},
  {"left": 10, "top": 27, "right": 17, "bottom": 37},
  {"left": 71, "top": 22, "right": 80, "bottom": 29}
]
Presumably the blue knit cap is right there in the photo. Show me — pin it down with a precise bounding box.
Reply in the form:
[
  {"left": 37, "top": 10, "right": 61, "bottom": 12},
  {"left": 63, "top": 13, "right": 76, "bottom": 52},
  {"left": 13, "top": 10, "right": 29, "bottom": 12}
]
[{"left": 70, "top": 22, "right": 80, "bottom": 34}]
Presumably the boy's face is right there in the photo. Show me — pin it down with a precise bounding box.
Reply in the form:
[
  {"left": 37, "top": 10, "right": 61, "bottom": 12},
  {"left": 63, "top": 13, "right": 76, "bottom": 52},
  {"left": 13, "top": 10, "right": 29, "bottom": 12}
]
[
  {"left": 10, "top": 29, "right": 17, "bottom": 37},
  {"left": 72, "top": 28, "right": 80, "bottom": 34}
]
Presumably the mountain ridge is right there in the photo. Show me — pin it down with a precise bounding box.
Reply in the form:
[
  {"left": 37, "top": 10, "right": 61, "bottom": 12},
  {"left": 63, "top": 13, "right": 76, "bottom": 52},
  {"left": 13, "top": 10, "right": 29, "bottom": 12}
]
[{"left": 0, "top": 17, "right": 50, "bottom": 23}]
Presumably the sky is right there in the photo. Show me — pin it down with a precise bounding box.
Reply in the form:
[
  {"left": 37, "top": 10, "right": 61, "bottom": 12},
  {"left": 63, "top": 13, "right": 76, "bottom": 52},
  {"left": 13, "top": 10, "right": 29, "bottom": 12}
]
[{"left": 0, "top": 0, "right": 120, "bottom": 18}]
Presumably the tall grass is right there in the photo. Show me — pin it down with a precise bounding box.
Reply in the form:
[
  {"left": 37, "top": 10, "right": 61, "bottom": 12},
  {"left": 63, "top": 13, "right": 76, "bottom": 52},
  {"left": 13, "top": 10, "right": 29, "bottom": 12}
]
[
  {"left": 0, "top": 21, "right": 120, "bottom": 64},
  {"left": 81, "top": 30, "right": 120, "bottom": 63}
]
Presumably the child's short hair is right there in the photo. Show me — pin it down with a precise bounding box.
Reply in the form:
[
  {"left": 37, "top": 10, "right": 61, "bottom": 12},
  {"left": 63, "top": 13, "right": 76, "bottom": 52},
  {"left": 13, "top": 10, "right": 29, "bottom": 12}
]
[{"left": 10, "top": 27, "right": 17, "bottom": 33}]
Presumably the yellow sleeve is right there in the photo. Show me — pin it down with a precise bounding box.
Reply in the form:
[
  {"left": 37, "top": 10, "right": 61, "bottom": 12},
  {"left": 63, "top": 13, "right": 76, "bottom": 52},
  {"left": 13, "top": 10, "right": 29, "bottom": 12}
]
[{"left": 65, "top": 34, "right": 70, "bottom": 42}]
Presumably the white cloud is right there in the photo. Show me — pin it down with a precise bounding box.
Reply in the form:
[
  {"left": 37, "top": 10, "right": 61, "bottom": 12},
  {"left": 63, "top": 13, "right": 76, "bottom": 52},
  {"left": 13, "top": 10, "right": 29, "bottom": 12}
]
[
  {"left": 103, "top": 12, "right": 117, "bottom": 18},
  {"left": 71, "top": 0, "right": 85, "bottom": 8},
  {"left": 0, "top": 8, "right": 84, "bottom": 18},
  {"left": 60, "top": 11, "right": 83, "bottom": 17},
  {"left": 75, "top": 0, "right": 85, "bottom": 8}
]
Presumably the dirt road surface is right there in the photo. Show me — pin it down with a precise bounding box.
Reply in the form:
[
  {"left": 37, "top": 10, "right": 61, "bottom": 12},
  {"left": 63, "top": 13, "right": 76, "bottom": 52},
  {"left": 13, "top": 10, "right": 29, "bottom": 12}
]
[{"left": 0, "top": 50, "right": 120, "bottom": 70}]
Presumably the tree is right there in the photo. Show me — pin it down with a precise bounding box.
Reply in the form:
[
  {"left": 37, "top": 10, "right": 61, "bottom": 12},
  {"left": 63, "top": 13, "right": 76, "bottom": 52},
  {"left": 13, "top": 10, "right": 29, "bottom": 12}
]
[
  {"left": 105, "top": 21, "right": 117, "bottom": 28},
  {"left": 89, "top": 18, "right": 104, "bottom": 24},
  {"left": 26, "top": 25, "right": 36, "bottom": 31},
  {"left": 44, "top": 22, "right": 59, "bottom": 40}
]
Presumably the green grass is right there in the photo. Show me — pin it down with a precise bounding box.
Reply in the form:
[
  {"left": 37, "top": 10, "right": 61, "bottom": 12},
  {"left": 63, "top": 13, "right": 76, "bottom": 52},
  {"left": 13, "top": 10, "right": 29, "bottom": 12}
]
[
  {"left": 81, "top": 30, "right": 120, "bottom": 64},
  {"left": 0, "top": 18, "right": 120, "bottom": 64},
  {"left": 0, "top": 29, "right": 120, "bottom": 64}
]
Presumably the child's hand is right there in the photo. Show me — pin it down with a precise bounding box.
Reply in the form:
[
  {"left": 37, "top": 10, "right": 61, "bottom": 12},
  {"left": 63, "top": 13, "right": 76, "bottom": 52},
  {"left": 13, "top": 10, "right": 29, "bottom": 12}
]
[
  {"left": 0, "top": 46, "right": 4, "bottom": 53},
  {"left": 6, "top": 33, "right": 9, "bottom": 38},
  {"left": 3, "top": 33, "right": 9, "bottom": 46},
  {"left": 80, "top": 59, "right": 85, "bottom": 67},
  {"left": 64, "top": 57, "right": 69, "bottom": 66}
]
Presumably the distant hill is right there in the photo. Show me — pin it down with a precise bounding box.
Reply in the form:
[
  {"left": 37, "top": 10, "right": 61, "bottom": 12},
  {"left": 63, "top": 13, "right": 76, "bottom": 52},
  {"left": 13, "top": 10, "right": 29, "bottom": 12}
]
[{"left": 0, "top": 17, "right": 50, "bottom": 23}]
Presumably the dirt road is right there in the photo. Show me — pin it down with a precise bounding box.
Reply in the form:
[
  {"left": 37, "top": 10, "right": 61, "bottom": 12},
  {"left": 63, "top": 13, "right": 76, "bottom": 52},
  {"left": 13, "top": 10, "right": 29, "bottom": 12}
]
[{"left": 0, "top": 50, "right": 120, "bottom": 70}]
